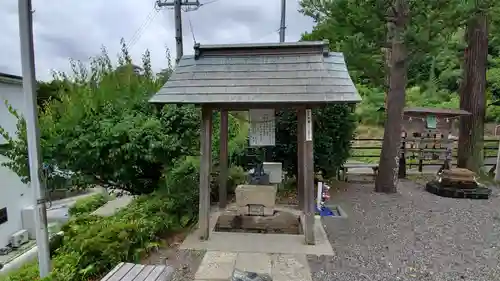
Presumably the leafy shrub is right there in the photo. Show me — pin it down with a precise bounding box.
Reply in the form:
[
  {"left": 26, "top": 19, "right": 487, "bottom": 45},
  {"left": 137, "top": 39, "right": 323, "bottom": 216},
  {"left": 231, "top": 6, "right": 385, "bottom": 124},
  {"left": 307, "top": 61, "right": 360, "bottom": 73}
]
[
  {"left": 68, "top": 193, "right": 108, "bottom": 216},
  {"left": 0, "top": 42, "right": 200, "bottom": 195},
  {"left": 2, "top": 190, "right": 194, "bottom": 281},
  {"left": 162, "top": 156, "right": 200, "bottom": 220},
  {"left": 210, "top": 165, "right": 248, "bottom": 202},
  {"left": 271, "top": 104, "right": 356, "bottom": 178}
]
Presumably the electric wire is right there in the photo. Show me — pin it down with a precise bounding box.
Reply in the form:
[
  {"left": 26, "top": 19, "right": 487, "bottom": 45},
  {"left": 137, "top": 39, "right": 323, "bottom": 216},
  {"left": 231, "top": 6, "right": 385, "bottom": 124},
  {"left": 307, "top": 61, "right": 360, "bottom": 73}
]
[
  {"left": 127, "top": 7, "right": 156, "bottom": 46},
  {"left": 253, "top": 28, "right": 281, "bottom": 42},
  {"left": 186, "top": 12, "right": 197, "bottom": 44},
  {"left": 127, "top": 3, "right": 161, "bottom": 49}
]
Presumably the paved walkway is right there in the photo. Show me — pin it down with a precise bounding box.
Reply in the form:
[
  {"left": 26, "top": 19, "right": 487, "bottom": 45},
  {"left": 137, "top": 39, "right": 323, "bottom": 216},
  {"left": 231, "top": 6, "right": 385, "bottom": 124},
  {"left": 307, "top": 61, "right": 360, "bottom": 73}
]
[
  {"left": 194, "top": 251, "right": 312, "bottom": 281},
  {"left": 180, "top": 205, "right": 331, "bottom": 281}
]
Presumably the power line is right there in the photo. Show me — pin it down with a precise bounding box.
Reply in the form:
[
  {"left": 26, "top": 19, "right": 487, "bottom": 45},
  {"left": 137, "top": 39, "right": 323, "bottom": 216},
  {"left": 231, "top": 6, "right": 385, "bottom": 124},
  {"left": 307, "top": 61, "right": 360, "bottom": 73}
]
[
  {"left": 254, "top": 28, "right": 281, "bottom": 42},
  {"left": 127, "top": 3, "right": 161, "bottom": 49},
  {"left": 186, "top": 12, "right": 197, "bottom": 44},
  {"left": 199, "top": 0, "right": 221, "bottom": 7}
]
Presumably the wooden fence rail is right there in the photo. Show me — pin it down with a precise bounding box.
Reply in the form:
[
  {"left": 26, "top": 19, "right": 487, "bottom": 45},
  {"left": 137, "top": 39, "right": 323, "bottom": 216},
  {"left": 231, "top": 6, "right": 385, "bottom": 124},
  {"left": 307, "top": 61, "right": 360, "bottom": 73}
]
[{"left": 350, "top": 138, "right": 499, "bottom": 174}]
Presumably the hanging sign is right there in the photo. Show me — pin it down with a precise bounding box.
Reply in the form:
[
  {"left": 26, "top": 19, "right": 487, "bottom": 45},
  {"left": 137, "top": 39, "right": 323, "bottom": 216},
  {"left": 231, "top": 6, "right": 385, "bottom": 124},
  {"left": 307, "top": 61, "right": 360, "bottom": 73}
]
[
  {"left": 426, "top": 114, "right": 437, "bottom": 129},
  {"left": 305, "top": 109, "right": 313, "bottom": 141},
  {"left": 249, "top": 109, "right": 276, "bottom": 147}
]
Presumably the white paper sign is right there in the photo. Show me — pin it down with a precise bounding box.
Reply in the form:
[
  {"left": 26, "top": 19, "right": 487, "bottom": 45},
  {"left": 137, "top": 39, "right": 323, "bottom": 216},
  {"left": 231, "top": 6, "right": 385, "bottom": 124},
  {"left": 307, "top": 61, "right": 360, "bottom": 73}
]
[
  {"left": 249, "top": 109, "right": 276, "bottom": 147},
  {"left": 305, "top": 109, "right": 313, "bottom": 141},
  {"left": 316, "top": 181, "right": 323, "bottom": 210}
]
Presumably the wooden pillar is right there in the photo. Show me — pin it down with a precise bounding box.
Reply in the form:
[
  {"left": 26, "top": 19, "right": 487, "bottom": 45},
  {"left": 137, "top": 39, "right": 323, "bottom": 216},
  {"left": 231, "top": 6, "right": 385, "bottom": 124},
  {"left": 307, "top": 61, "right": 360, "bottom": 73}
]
[
  {"left": 199, "top": 106, "right": 212, "bottom": 240},
  {"left": 297, "top": 108, "right": 305, "bottom": 210},
  {"left": 219, "top": 109, "right": 229, "bottom": 209},
  {"left": 299, "top": 108, "right": 315, "bottom": 245}
]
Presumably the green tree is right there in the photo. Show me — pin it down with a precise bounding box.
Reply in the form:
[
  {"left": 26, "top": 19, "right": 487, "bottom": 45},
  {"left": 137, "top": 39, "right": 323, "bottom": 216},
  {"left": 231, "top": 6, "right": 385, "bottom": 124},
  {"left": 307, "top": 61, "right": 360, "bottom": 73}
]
[
  {"left": 457, "top": 0, "right": 495, "bottom": 172},
  {"left": 271, "top": 104, "right": 356, "bottom": 178},
  {"left": 0, "top": 41, "right": 200, "bottom": 195}
]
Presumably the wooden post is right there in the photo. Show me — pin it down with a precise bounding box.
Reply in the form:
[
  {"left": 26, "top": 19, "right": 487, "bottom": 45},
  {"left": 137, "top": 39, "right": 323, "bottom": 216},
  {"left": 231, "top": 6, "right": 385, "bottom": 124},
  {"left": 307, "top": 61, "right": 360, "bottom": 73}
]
[
  {"left": 301, "top": 108, "right": 315, "bottom": 245},
  {"left": 297, "top": 108, "right": 305, "bottom": 210},
  {"left": 219, "top": 109, "right": 229, "bottom": 209},
  {"left": 398, "top": 132, "right": 406, "bottom": 178},
  {"left": 199, "top": 106, "right": 212, "bottom": 240}
]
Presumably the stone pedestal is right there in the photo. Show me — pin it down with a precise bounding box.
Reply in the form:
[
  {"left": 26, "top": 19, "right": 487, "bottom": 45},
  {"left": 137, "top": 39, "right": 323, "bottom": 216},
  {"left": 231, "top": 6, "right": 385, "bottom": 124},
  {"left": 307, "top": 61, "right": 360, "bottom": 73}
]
[{"left": 235, "top": 184, "right": 277, "bottom": 216}]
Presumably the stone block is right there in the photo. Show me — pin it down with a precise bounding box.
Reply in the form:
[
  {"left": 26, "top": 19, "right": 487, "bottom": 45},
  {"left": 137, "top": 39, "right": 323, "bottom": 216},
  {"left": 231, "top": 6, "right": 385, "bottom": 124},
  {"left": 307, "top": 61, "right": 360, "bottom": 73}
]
[
  {"left": 237, "top": 206, "right": 274, "bottom": 216},
  {"left": 235, "top": 185, "right": 277, "bottom": 216}
]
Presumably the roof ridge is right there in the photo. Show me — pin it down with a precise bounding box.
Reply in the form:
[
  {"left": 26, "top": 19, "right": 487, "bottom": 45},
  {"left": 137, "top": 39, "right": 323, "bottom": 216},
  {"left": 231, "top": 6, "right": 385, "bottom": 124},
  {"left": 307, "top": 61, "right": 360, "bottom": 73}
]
[{"left": 194, "top": 41, "right": 330, "bottom": 60}]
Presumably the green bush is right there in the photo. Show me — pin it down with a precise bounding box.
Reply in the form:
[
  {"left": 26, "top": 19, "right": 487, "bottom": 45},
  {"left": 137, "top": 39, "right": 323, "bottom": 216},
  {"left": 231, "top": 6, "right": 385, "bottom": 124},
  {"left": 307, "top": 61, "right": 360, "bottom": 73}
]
[
  {"left": 2, "top": 190, "right": 193, "bottom": 281},
  {"left": 210, "top": 165, "right": 248, "bottom": 202},
  {"left": 68, "top": 193, "right": 108, "bottom": 217},
  {"left": 162, "top": 156, "right": 200, "bottom": 220},
  {"left": 271, "top": 105, "right": 356, "bottom": 178},
  {"left": 0, "top": 42, "right": 200, "bottom": 196}
]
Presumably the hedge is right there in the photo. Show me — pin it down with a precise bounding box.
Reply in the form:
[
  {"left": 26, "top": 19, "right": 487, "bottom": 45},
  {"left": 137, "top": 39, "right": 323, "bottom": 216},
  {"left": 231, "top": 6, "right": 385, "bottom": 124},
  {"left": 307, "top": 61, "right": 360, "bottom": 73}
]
[{"left": 67, "top": 193, "right": 109, "bottom": 217}]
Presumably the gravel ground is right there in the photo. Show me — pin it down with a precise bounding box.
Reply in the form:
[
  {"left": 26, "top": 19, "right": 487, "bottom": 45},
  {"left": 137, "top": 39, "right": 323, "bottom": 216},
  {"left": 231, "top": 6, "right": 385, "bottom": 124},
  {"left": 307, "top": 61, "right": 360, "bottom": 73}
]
[{"left": 308, "top": 178, "right": 500, "bottom": 281}]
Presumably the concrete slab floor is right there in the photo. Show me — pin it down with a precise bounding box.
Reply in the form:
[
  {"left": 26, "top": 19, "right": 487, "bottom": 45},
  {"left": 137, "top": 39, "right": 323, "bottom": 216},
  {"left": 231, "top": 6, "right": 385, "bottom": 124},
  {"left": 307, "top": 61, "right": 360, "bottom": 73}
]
[
  {"left": 180, "top": 206, "right": 334, "bottom": 256},
  {"left": 194, "top": 251, "right": 313, "bottom": 281}
]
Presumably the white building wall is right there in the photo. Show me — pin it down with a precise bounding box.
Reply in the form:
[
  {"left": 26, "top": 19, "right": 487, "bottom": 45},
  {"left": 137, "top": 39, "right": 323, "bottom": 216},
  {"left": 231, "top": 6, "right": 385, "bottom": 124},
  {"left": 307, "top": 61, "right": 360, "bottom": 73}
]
[
  {"left": 0, "top": 83, "right": 25, "bottom": 144},
  {"left": 0, "top": 80, "right": 33, "bottom": 247}
]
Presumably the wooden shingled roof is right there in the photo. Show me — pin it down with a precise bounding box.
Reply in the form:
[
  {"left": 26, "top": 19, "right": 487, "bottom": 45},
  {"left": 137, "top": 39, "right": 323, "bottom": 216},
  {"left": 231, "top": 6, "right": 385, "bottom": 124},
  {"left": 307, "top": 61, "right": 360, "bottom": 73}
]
[{"left": 149, "top": 41, "right": 361, "bottom": 105}]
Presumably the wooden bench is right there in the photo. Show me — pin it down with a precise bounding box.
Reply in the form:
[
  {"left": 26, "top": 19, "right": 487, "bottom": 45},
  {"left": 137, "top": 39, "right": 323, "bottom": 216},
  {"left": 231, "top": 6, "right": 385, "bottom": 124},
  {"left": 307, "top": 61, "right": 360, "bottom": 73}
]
[
  {"left": 101, "top": 262, "right": 174, "bottom": 281},
  {"left": 338, "top": 163, "right": 379, "bottom": 182}
]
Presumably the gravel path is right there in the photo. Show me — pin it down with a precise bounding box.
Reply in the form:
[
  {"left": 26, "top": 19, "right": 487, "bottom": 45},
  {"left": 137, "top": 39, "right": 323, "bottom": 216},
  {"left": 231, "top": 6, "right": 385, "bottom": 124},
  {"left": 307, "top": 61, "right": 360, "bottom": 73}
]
[{"left": 308, "top": 178, "right": 500, "bottom": 281}]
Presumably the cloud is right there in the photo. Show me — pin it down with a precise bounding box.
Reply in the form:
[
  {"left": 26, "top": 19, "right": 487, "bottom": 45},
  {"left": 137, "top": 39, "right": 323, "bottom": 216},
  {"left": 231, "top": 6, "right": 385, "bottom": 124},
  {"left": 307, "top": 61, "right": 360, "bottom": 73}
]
[{"left": 0, "top": 0, "right": 314, "bottom": 81}]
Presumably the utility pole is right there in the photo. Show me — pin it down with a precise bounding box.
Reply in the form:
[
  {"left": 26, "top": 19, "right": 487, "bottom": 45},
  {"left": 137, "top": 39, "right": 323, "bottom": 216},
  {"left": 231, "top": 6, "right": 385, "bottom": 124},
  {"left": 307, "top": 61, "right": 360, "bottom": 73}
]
[
  {"left": 157, "top": 0, "right": 200, "bottom": 63},
  {"left": 18, "top": 0, "right": 51, "bottom": 277},
  {"left": 279, "top": 0, "right": 286, "bottom": 42}
]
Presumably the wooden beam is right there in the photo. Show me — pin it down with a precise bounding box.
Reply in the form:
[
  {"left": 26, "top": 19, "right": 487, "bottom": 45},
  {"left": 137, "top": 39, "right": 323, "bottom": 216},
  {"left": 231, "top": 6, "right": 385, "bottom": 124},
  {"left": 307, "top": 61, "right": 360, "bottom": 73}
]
[
  {"left": 219, "top": 109, "right": 229, "bottom": 209},
  {"left": 199, "top": 106, "right": 212, "bottom": 240},
  {"left": 302, "top": 108, "right": 315, "bottom": 245},
  {"left": 193, "top": 103, "right": 327, "bottom": 111},
  {"left": 297, "top": 107, "right": 305, "bottom": 211}
]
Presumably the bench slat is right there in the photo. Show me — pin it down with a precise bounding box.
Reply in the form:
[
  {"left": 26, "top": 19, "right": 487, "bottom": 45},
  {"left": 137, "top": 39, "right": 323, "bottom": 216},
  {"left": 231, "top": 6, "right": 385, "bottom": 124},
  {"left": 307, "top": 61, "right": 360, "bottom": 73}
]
[
  {"left": 101, "top": 263, "right": 174, "bottom": 281},
  {"left": 120, "top": 264, "right": 145, "bottom": 281},
  {"left": 145, "top": 265, "right": 165, "bottom": 281},
  {"left": 155, "top": 266, "right": 174, "bottom": 281},
  {"left": 105, "top": 263, "right": 135, "bottom": 281},
  {"left": 101, "top": 262, "right": 125, "bottom": 281},
  {"left": 131, "top": 265, "right": 156, "bottom": 281}
]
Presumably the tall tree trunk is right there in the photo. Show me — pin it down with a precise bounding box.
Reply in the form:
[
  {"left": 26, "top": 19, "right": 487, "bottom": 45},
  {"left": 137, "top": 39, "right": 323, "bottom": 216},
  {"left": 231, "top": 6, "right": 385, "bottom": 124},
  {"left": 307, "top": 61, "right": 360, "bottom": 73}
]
[
  {"left": 375, "top": 0, "right": 409, "bottom": 193},
  {"left": 457, "top": 12, "right": 488, "bottom": 173}
]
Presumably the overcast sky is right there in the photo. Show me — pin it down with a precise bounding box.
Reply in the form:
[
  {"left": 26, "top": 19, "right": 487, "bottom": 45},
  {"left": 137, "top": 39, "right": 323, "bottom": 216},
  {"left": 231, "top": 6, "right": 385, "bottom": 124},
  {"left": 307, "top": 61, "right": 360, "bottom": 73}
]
[{"left": 0, "top": 0, "right": 314, "bottom": 81}]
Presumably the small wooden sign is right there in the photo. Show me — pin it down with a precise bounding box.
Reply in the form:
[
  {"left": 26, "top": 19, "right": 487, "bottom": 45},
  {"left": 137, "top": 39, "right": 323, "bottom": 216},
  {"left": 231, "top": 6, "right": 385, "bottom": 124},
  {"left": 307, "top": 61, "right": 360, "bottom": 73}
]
[{"left": 305, "top": 109, "right": 313, "bottom": 141}]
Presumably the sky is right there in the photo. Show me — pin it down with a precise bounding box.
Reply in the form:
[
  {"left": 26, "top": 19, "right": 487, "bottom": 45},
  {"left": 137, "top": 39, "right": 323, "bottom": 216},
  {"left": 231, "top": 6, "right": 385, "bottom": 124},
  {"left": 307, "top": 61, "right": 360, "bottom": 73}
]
[{"left": 0, "top": 0, "right": 315, "bottom": 81}]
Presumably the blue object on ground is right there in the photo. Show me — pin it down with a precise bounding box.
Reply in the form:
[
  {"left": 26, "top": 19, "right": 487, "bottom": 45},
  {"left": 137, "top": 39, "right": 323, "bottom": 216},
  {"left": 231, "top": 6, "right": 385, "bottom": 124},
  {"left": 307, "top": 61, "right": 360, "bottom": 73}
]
[{"left": 316, "top": 206, "right": 336, "bottom": 217}]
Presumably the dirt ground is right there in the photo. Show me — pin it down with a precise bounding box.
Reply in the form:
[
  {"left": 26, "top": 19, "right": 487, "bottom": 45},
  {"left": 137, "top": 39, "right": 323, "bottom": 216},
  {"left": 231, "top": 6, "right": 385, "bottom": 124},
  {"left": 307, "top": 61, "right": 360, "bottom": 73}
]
[{"left": 141, "top": 230, "right": 206, "bottom": 281}]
